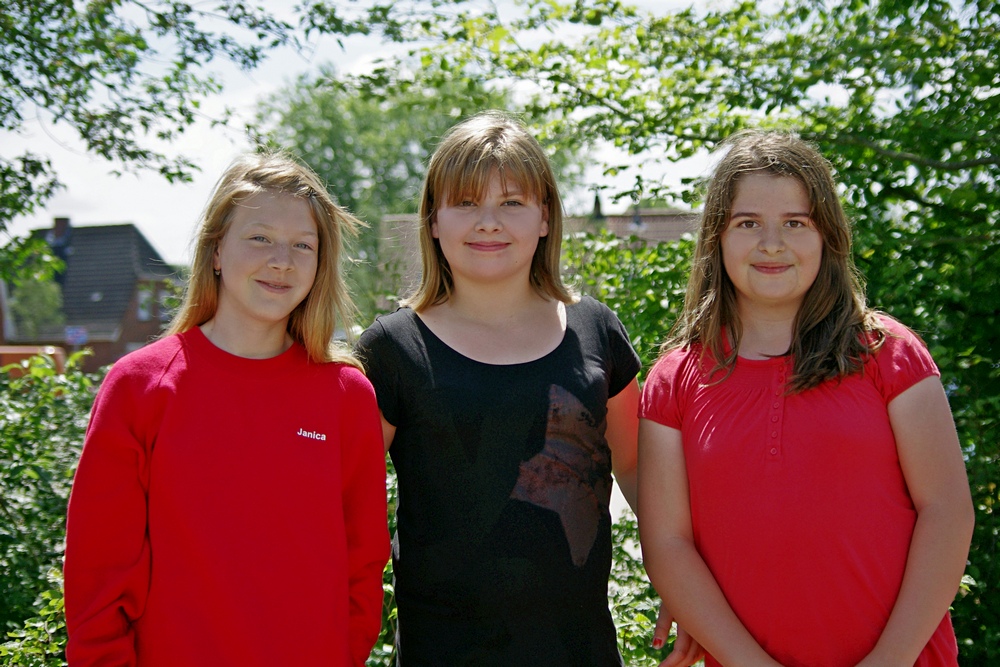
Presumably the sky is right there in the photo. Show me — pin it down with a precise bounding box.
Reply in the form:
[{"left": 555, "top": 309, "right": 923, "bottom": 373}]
[{"left": 5, "top": 1, "right": 711, "bottom": 267}]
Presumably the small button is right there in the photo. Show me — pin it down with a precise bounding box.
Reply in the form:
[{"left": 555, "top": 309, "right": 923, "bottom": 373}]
[
  {"left": 774, "top": 389, "right": 781, "bottom": 396},
  {"left": 769, "top": 448, "right": 778, "bottom": 455},
  {"left": 772, "top": 402, "right": 780, "bottom": 409},
  {"left": 771, "top": 415, "right": 779, "bottom": 422},
  {"left": 771, "top": 431, "right": 778, "bottom": 438}
]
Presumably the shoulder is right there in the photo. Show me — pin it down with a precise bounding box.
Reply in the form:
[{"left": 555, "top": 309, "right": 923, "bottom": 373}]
[
  {"left": 647, "top": 344, "right": 704, "bottom": 383},
  {"left": 366, "top": 307, "right": 419, "bottom": 337},
  {"left": 357, "top": 308, "right": 418, "bottom": 351},
  {"left": 566, "top": 295, "right": 628, "bottom": 337},
  {"left": 356, "top": 308, "right": 422, "bottom": 370},
  {"left": 568, "top": 294, "right": 614, "bottom": 321},
  {"left": 92, "top": 334, "right": 190, "bottom": 417},
  {"left": 865, "top": 313, "right": 939, "bottom": 401},
  {"left": 640, "top": 344, "right": 704, "bottom": 424},
  {"left": 872, "top": 312, "right": 924, "bottom": 340},
  {"left": 331, "top": 363, "right": 377, "bottom": 399},
  {"left": 102, "top": 333, "right": 187, "bottom": 385},
  {"left": 869, "top": 313, "right": 935, "bottom": 360}
]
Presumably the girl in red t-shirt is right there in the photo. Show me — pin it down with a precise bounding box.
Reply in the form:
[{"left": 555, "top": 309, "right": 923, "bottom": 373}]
[{"left": 638, "top": 131, "right": 973, "bottom": 666}]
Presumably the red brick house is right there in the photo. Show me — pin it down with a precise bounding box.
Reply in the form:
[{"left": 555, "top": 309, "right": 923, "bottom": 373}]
[{"left": 0, "top": 218, "right": 180, "bottom": 372}]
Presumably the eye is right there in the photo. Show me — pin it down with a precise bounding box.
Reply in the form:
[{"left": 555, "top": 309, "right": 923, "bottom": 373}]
[
  {"left": 501, "top": 199, "right": 524, "bottom": 207},
  {"left": 786, "top": 219, "right": 810, "bottom": 228},
  {"left": 458, "top": 200, "right": 476, "bottom": 207},
  {"left": 294, "top": 242, "right": 315, "bottom": 251},
  {"left": 732, "top": 219, "right": 758, "bottom": 229},
  {"left": 250, "top": 235, "right": 269, "bottom": 242}
]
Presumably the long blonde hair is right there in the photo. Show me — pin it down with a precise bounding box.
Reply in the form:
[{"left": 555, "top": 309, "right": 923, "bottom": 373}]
[
  {"left": 667, "top": 130, "right": 885, "bottom": 392},
  {"left": 403, "top": 110, "right": 576, "bottom": 311},
  {"left": 166, "top": 152, "right": 362, "bottom": 368}
]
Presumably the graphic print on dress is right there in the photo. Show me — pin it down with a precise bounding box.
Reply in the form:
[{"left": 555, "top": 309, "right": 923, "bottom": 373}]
[{"left": 510, "top": 384, "right": 611, "bottom": 567}]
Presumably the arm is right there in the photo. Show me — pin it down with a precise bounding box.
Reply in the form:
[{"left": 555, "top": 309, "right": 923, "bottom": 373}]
[
  {"left": 856, "top": 376, "right": 974, "bottom": 666},
  {"left": 637, "top": 418, "right": 782, "bottom": 667},
  {"left": 64, "top": 369, "right": 152, "bottom": 667},
  {"left": 380, "top": 412, "right": 396, "bottom": 453},
  {"left": 610, "top": 380, "right": 703, "bottom": 666},
  {"left": 342, "top": 377, "right": 392, "bottom": 667},
  {"left": 606, "top": 377, "right": 639, "bottom": 512},
  {"left": 651, "top": 603, "right": 705, "bottom": 667}
]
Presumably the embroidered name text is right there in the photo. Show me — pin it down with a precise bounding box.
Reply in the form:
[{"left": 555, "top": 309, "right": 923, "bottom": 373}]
[{"left": 297, "top": 428, "right": 327, "bottom": 441}]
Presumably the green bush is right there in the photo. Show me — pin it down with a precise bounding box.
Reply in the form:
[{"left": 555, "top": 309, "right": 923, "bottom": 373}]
[
  {"left": 0, "top": 353, "right": 97, "bottom": 665},
  {"left": 6, "top": 228, "right": 984, "bottom": 665},
  {"left": 562, "top": 230, "right": 693, "bottom": 373},
  {"left": 0, "top": 572, "right": 66, "bottom": 667}
]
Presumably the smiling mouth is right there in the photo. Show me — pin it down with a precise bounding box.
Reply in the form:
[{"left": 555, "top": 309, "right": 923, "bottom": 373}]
[
  {"left": 753, "top": 264, "right": 791, "bottom": 274},
  {"left": 467, "top": 241, "right": 510, "bottom": 251},
  {"left": 257, "top": 280, "right": 292, "bottom": 290}
]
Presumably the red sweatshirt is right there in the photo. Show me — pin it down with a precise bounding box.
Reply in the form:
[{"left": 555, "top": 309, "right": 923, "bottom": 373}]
[{"left": 64, "top": 327, "right": 389, "bottom": 666}]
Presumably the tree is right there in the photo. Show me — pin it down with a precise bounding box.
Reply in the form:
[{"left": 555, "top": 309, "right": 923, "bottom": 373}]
[
  {"left": 0, "top": 0, "right": 414, "bottom": 277},
  {"left": 325, "top": 0, "right": 999, "bottom": 660},
  {"left": 257, "top": 65, "right": 585, "bottom": 322},
  {"left": 0, "top": 353, "right": 98, "bottom": 634},
  {"left": 8, "top": 279, "right": 64, "bottom": 340}
]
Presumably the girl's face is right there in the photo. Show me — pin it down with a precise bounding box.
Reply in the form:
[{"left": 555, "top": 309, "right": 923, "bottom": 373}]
[
  {"left": 432, "top": 171, "right": 548, "bottom": 289},
  {"left": 213, "top": 191, "right": 318, "bottom": 331},
  {"left": 721, "top": 173, "right": 822, "bottom": 317}
]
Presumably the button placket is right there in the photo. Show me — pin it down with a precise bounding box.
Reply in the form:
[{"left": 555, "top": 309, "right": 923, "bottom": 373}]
[{"left": 767, "top": 362, "right": 786, "bottom": 460}]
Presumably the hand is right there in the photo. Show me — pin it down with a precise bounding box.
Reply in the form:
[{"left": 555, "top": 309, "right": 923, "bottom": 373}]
[{"left": 651, "top": 601, "right": 706, "bottom": 667}]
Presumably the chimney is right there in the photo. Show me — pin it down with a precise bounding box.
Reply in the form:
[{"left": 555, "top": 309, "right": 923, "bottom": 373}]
[
  {"left": 48, "top": 217, "right": 73, "bottom": 286},
  {"left": 591, "top": 193, "right": 605, "bottom": 220},
  {"left": 53, "top": 217, "right": 71, "bottom": 240}
]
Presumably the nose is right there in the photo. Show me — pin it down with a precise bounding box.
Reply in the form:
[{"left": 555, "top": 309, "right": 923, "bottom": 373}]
[
  {"left": 475, "top": 205, "right": 503, "bottom": 232},
  {"left": 268, "top": 242, "right": 294, "bottom": 270},
  {"left": 758, "top": 223, "right": 785, "bottom": 253}
]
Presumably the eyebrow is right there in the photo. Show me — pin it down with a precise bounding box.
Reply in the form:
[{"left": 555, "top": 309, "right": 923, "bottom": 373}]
[
  {"left": 729, "top": 210, "right": 811, "bottom": 218},
  {"left": 244, "top": 221, "right": 318, "bottom": 237}
]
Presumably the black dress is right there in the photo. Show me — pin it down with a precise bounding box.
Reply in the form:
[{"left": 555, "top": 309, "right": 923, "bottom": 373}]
[{"left": 356, "top": 296, "right": 640, "bottom": 666}]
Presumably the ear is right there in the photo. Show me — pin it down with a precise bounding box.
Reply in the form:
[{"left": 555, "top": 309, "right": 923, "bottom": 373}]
[
  {"left": 539, "top": 203, "right": 549, "bottom": 238},
  {"left": 430, "top": 215, "right": 440, "bottom": 239},
  {"left": 213, "top": 245, "right": 221, "bottom": 271}
]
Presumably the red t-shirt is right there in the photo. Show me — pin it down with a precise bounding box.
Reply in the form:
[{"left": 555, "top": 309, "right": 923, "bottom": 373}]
[{"left": 640, "top": 315, "right": 958, "bottom": 667}]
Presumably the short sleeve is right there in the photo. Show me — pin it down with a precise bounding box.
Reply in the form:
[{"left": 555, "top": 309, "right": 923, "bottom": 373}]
[
  {"left": 639, "top": 348, "right": 695, "bottom": 430},
  {"left": 871, "top": 315, "right": 940, "bottom": 403},
  {"left": 594, "top": 299, "right": 641, "bottom": 398},
  {"left": 354, "top": 318, "right": 401, "bottom": 426}
]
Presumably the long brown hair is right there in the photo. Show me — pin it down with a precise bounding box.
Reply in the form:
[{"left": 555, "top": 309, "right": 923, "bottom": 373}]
[
  {"left": 166, "top": 152, "right": 362, "bottom": 368},
  {"left": 667, "top": 130, "right": 885, "bottom": 392},
  {"left": 403, "top": 110, "right": 576, "bottom": 311}
]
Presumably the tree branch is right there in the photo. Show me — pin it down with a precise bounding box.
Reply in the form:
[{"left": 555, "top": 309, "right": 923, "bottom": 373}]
[{"left": 831, "top": 134, "right": 999, "bottom": 170}]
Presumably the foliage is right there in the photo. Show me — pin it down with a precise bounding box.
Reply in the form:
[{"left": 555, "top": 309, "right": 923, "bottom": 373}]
[
  {"left": 0, "top": 0, "right": 413, "bottom": 276},
  {"left": 0, "top": 352, "right": 97, "bottom": 667},
  {"left": 257, "top": 63, "right": 588, "bottom": 323},
  {"left": 0, "top": 353, "right": 96, "bottom": 633},
  {"left": 0, "top": 572, "right": 66, "bottom": 667},
  {"left": 562, "top": 232, "right": 696, "bottom": 662},
  {"left": 256, "top": 64, "right": 512, "bottom": 321},
  {"left": 563, "top": 230, "right": 693, "bottom": 373},
  {"left": 2, "top": 0, "right": 282, "bottom": 214},
  {"left": 367, "top": 463, "right": 398, "bottom": 667},
  {"left": 7, "top": 279, "right": 63, "bottom": 340},
  {"left": 325, "top": 0, "right": 999, "bottom": 659}
]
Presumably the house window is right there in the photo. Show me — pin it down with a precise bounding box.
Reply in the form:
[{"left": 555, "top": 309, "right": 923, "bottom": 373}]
[{"left": 137, "top": 285, "right": 153, "bottom": 322}]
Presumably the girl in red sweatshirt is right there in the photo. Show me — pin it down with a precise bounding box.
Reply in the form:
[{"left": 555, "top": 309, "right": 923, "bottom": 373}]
[{"left": 64, "top": 152, "right": 389, "bottom": 666}]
